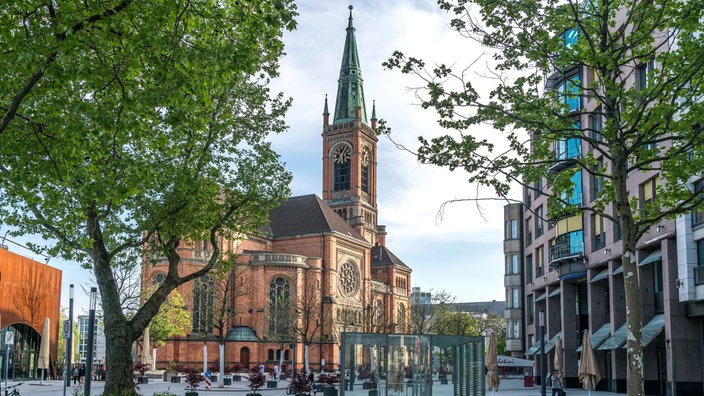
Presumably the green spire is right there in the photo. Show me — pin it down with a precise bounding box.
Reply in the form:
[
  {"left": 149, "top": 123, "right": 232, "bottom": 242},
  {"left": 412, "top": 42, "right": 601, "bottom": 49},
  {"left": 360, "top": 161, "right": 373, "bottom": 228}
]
[
  {"left": 371, "top": 100, "right": 376, "bottom": 120},
  {"left": 323, "top": 94, "right": 329, "bottom": 115},
  {"left": 333, "top": 5, "right": 367, "bottom": 125}
]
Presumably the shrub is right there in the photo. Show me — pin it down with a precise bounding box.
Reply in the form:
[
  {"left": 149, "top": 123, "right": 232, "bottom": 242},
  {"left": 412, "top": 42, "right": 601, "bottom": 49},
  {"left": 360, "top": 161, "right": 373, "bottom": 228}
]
[
  {"left": 184, "top": 368, "right": 205, "bottom": 390},
  {"left": 289, "top": 372, "right": 312, "bottom": 394},
  {"left": 248, "top": 367, "right": 266, "bottom": 392},
  {"left": 317, "top": 373, "right": 339, "bottom": 385},
  {"left": 208, "top": 361, "right": 221, "bottom": 373}
]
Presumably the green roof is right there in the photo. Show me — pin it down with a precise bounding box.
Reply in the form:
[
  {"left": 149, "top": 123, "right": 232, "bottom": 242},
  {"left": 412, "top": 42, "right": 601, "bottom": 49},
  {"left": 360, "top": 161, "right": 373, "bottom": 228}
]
[
  {"left": 333, "top": 6, "right": 368, "bottom": 124},
  {"left": 225, "top": 326, "right": 260, "bottom": 342}
]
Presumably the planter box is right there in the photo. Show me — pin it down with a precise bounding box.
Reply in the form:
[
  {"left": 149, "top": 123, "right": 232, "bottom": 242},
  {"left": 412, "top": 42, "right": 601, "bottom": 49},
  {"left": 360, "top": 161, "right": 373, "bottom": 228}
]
[
  {"left": 233, "top": 375, "right": 242, "bottom": 381},
  {"left": 363, "top": 382, "right": 372, "bottom": 389},
  {"left": 137, "top": 376, "right": 149, "bottom": 384},
  {"left": 440, "top": 378, "right": 448, "bottom": 385},
  {"left": 247, "top": 393, "right": 262, "bottom": 396},
  {"left": 267, "top": 380, "right": 278, "bottom": 388},
  {"left": 210, "top": 375, "right": 218, "bottom": 382},
  {"left": 323, "top": 386, "right": 338, "bottom": 396},
  {"left": 185, "top": 392, "right": 198, "bottom": 396},
  {"left": 369, "top": 390, "right": 378, "bottom": 396},
  {"left": 223, "top": 378, "right": 232, "bottom": 385},
  {"left": 171, "top": 376, "right": 182, "bottom": 383}
]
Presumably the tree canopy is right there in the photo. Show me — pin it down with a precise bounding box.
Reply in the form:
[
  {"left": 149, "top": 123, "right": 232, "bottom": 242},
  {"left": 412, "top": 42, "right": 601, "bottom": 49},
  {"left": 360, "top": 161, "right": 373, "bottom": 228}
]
[
  {"left": 0, "top": 1, "right": 297, "bottom": 393},
  {"left": 384, "top": 0, "right": 703, "bottom": 395}
]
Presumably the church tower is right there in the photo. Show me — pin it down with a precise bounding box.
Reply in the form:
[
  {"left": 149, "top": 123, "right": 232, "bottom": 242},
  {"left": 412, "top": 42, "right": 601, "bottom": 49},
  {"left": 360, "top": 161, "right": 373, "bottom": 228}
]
[{"left": 322, "top": 5, "right": 380, "bottom": 245}]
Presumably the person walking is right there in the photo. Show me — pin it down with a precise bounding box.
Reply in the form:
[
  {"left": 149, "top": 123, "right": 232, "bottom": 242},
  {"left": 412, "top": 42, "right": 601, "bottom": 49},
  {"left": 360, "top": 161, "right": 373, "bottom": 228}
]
[
  {"left": 273, "top": 364, "right": 279, "bottom": 380},
  {"left": 72, "top": 365, "right": 78, "bottom": 386},
  {"left": 259, "top": 362, "right": 265, "bottom": 375},
  {"left": 78, "top": 364, "right": 86, "bottom": 385},
  {"left": 549, "top": 369, "right": 563, "bottom": 396}
]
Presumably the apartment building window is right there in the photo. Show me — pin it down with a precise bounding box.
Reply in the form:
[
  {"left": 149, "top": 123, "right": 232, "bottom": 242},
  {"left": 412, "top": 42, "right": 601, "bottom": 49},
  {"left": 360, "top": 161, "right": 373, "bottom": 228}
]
[
  {"left": 536, "top": 245, "right": 544, "bottom": 276},
  {"left": 526, "top": 189, "right": 533, "bottom": 207},
  {"left": 592, "top": 213, "right": 606, "bottom": 251},
  {"left": 561, "top": 170, "right": 583, "bottom": 206},
  {"left": 535, "top": 179, "right": 543, "bottom": 198},
  {"left": 641, "top": 176, "right": 659, "bottom": 216},
  {"left": 513, "top": 288, "right": 520, "bottom": 308},
  {"left": 558, "top": 73, "right": 581, "bottom": 113},
  {"left": 613, "top": 208, "right": 622, "bottom": 242},
  {"left": 507, "top": 219, "right": 518, "bottom": 239},
  {"left": 511, "top": 255, "right": 519, "bottom": 274},
  {"left": 536, "top": 206, "right": 544, "bottom": 237},
  {"left": 513, "top": 320, "right": 520, "bottom": 339},
  {"left": 526, "top": 254, "right": 533, "bottom": 282},
  {"left": 696, "top": 239, "right": 704, "bottom": 285},
  {"left": 589, "top": 114, "right": 602, "bottom": 142},
  {"left": 525, "top": 219, "right": 533, "bottom": 246},
  {"left": 527, "top": 295, "right": 534, "bottom": 325},
  {"left": 637, "top": 59, "right": 655, "bottom": 91},
  {"left": 592, "top": 158, "right": 604, "bottom": 201},
  {"left": 654, "top": 262, "right": 664, "bottom": 313},
  {"left": 693, "top": 179, "right": 704, "bottom": 227}
]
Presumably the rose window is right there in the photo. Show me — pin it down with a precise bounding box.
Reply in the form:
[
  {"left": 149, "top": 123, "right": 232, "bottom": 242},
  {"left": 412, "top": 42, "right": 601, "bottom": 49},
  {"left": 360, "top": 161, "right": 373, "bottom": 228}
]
[{"left": 339, "top": 262, "right": 360, "bottom": 295}]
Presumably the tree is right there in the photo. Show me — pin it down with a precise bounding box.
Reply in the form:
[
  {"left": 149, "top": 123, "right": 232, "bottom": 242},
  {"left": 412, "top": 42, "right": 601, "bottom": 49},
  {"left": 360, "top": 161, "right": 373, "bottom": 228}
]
[
  {"left": 0, "top": 1, "right": 296, "bottom": 394},
  {"left": 409, "top": 289, "right": 455, "bottom": 334},
  {"left": 292, "top": 277, "right": 324, "bottom": 374},
  {"left": 148, "top": 289, "right": 191, "bottom": 348},
  {"left": 476, "top": 313, "right": 506, "bottom": 356},
  {"left": 384, "top": 0, "right": 704, "bottom": 394}
]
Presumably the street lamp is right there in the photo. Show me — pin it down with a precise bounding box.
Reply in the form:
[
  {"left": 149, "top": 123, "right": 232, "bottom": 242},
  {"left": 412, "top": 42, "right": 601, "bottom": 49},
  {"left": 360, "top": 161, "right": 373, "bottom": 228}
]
[
  {"left": 539, "top": 310, "right": 546, "bottom": 396},
  {"left": 85, "top": 287, "right": 97, "bottom": 396},
  {"left": 63, "top": 284, "right": 74, "bottom": 396}
]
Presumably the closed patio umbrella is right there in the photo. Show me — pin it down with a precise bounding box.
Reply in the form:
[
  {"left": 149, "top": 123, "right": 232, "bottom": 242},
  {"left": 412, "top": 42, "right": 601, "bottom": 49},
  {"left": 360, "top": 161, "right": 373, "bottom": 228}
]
[
  {"left": 578, "top": 330, "right": 601, "bottom": 396},
  {"left": 486, "top": 332, "right": 500, "bottom": 394},
  {"left": 38, "top": 318, "right": 51, "bottom": 384},
  {"left": 553, "top": 335, "right": 563, "bottom": 388}
]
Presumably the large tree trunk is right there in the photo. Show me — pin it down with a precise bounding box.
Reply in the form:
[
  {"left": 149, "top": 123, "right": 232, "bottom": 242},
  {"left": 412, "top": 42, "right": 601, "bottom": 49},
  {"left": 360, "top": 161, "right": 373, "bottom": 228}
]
[
  {"left": 612, "top": 151, "right": 644, "bottom": 396},
  {"left": 102, "top": 308, "right": 138, "bottom": 395}
]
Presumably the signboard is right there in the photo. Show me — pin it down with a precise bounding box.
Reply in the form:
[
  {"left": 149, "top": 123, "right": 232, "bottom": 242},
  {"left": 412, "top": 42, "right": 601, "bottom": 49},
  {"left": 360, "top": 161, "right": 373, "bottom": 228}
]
[
  {"left": 62, "top": 319, "right": 71, "bottom": 339},
  {"left": 205, "top": 371, "right": 212, "bottom": 378},
  {"left": 4, "top": 332, "right": 14, "bottom": 346}
]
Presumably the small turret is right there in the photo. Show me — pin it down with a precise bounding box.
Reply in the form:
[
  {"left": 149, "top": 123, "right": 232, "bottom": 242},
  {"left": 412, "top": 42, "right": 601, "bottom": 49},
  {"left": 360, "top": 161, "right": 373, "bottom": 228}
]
[
  {"left": 371, "top": 100, "right": 377, "bottom": 130},
  {"left": 323, "top": 94, "right": 330, "bottom": 127}
]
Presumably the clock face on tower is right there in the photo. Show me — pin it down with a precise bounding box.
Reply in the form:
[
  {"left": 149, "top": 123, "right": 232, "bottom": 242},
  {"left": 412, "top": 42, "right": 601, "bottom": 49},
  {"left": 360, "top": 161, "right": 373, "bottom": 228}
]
[{"left": 334, "top": 145, "right": 352, "bottom": 164}]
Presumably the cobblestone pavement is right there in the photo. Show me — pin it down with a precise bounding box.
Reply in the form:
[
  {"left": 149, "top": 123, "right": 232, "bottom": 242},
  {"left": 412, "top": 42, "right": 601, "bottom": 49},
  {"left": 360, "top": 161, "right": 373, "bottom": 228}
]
[{"left": 6, "top": 379, "right": 623, "bottom": 396}]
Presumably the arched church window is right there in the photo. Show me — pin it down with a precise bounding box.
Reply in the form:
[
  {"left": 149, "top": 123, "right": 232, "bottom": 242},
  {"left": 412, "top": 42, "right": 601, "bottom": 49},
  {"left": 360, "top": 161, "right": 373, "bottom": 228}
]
[
  {"left": 269, "top": 276, "right": 291, "bottom": 337},
  {"left": 192, "top": 276, "right": 214, "bottom": 334},
  {"left": 152, "top": 273, "right": 166, "bottom": 285},
  {"left": 397, "top": 303, "right": 406, "bottom": 333},
  {"left": 361, "top": 148, "right": 371, "bottom": 193},
  {"left": 333, "top": 145, "right": 351, "bottom": 191}
]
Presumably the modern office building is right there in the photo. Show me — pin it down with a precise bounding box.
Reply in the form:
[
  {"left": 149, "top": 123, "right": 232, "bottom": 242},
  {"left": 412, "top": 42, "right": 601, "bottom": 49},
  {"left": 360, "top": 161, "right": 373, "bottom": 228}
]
[{"left": 77, "top": 314, "right": 106, "bottom": 366}]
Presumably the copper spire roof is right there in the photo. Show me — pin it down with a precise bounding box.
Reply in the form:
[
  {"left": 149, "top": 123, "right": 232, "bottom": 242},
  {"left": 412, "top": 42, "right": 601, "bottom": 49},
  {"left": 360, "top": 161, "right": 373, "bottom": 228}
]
[{"left": 333, "top": 5, "right": 367, "bottom": 125}]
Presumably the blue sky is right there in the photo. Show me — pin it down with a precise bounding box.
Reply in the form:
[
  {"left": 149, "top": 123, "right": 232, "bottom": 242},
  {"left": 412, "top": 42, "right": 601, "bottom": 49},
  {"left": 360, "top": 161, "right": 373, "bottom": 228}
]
[{"left": 6, "top": 0, "right": 513, "bottom": 313}]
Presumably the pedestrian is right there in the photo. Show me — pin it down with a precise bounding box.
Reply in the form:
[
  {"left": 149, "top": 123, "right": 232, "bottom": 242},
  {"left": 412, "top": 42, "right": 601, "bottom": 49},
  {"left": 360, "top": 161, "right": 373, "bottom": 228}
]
[
  {"left": 259, "top": 362, "right": 265, "bottom": 375},
  {"left": 308, "top": 371, "right": 316, "bottom": 394},
  {"left": 549, "top": 369, "right": 562, "bottom": 396},
  {"left": 79, "top": 364, "right": 86, "bottom": 385},
  {"left": 72, "top": 365, "right": 78, "bottom": 385},
  {"left": 273, "top": 364, "right": 279, "bottom": 380}
]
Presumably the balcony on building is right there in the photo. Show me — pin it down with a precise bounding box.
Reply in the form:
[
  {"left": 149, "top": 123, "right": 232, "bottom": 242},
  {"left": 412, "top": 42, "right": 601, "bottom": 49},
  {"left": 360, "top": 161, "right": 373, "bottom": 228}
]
[{"left": 549, "top": 231, "right": 586, "bottom": 279}]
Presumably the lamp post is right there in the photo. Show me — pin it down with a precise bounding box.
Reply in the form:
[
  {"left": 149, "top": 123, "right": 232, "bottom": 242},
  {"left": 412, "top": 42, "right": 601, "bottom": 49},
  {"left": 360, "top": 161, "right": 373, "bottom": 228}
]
[
  {"left": 85, "top": 287, "right": 97, "bottom": 396},
  {"left": 64, "top": 284, "right": 74, "bottom": 395},
  {"left": 539, "top": 310, "right": 546, "bottom": 396}
]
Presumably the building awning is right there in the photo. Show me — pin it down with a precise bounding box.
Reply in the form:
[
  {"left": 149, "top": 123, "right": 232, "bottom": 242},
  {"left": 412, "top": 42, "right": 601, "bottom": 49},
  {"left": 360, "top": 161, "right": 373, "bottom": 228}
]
[
  {"left": 535, "top": 292, "right": 547, "bottom": 302},
  {"left": 544, "top": 332, "right": 563, "bottom": 353},
  {"left": 639, "top": 249, "right": 662, "bottom": 267},
  {"left": 548, "top": 287, "right": 561, "bottom": 298},
  {"left": 590, "top": 269, "right": 609, "bottom": 283},
  {"left": 577, "top": 323, "right": 611, "bottom": 352},
  {"left": 598, "top": 322, "right": 628, "bottom": 350},
  {"left": 636, "top": 314, "right": 665, "bottom": 347},
  {"left": 613, "top": 265, "right": 624, "bottom": 275},
  {"left": 525, "top": 339, "right": 543, "bottom": 356}
]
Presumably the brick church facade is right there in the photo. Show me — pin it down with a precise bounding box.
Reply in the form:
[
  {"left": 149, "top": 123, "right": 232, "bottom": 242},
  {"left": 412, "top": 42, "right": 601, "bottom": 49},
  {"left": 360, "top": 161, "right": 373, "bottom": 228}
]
[{"left": 142, "top": 7, "right": 412, "bottom": 371}]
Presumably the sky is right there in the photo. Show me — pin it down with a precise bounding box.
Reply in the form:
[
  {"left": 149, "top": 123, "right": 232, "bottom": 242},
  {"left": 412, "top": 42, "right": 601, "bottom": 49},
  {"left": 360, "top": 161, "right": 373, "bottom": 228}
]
[{"left": 4, "top": 0, "right": 515, "bottom": 314}]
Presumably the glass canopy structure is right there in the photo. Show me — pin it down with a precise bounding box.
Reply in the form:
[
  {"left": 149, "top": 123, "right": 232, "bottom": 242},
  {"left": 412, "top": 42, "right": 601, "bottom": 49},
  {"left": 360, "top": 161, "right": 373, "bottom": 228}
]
[{"left": 339, "top": 333, "right": 485, "bottom": 396}]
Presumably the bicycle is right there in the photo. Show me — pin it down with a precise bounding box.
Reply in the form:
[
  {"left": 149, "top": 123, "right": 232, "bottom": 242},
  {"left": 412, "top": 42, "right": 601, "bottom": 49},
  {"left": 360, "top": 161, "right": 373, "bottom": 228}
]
[
  {"left": 286, "top": 383, "right": 295, "bottom": 395},
  {"left": 4, "top": 382, "right": 22, "bottom": 396}
]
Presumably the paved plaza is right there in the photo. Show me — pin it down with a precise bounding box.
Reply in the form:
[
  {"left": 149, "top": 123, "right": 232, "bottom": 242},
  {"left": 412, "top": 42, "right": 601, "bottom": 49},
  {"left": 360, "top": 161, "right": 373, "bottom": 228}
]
[{"left": 6, "top": 378, "right": 622, "bottom": 396}]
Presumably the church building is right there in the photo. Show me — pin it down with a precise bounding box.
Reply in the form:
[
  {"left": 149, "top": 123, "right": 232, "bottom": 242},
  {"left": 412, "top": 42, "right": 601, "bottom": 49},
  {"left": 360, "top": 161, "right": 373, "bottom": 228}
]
[{"left": 143, "top": 6, "right": 412, "bottom": 371}]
